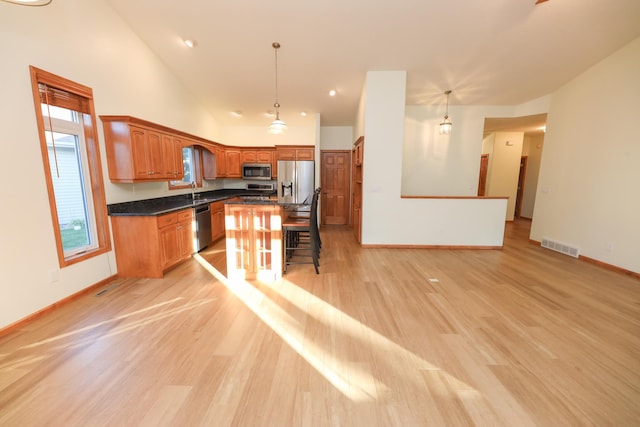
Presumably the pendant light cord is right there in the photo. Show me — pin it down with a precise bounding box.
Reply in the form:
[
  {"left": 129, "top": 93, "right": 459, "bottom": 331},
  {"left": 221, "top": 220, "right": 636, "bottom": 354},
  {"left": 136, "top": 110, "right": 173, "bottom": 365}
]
[{"left": 273, "top": 42, "right": 281, "bottom": 113}]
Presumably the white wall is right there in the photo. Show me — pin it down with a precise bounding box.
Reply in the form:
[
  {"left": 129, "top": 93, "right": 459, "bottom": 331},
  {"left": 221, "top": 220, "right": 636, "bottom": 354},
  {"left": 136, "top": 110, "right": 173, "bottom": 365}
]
[
  {"left": 521, "top": 134, "right": 544, "bottom": 219},
  {"left": 531, "top": 37, "right": 640, "bottom": 274},
  {"left": 482, "top": 134, "right": 495, "bottom": 196},
  {"left": 0, "top": 0, "right": 220, "bottom": 329},
  {"left": 220, "top": 124, "right": 316, "bottom": 147},
  {"left": 402, "top": 100, "right": 550, "bottom": 197},
  {"left": 486, "top": 132, "right": 524, "bottom": 221},
  {"left": 320, "top": 126, "right": 354, "bottom": 150},
  {"left": 361, "top": 71, "right": 406, "bottom": 244},
  {"left": 361, "top": 71, "right": 507, "bottom": 246}
]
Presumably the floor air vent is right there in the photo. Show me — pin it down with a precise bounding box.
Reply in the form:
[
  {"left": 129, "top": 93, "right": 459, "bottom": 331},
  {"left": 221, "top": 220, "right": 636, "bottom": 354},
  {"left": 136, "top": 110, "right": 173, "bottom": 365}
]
[{"left": 541, "top": 238, "right": 580, "bottom": 258}]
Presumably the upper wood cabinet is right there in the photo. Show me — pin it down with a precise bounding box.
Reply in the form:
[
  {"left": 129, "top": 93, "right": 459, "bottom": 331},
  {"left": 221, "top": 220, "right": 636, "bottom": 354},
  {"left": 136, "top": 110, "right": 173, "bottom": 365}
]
[
  {"left": 242, "top": 148, "right": 276, "bottom": 176},
  {"left": 163, "top": 135, "right": 185, "bottom": 179},
  {"left": 241, "top": 150, "right": 258, "bottom": 163},
  {"left": 256, "top": 150, "right": 274, "bottom": 163},
  {"left": 275, "top": 145, "right": 315, "bottom": 161},
  {"left": 203, "top": 144, "right": 226, "bottom": 179},
  {"left": 242, "top": 148, "right": 274, "bottom": 164},
  {"left": 225, "top": 149, "right": 242, "bottom": 178},
  {"left": 101, "top": 116, "right": 315, "bottom": 183},
  {"left": 101, "top": 116, "right": 185, "bottom": 183}
]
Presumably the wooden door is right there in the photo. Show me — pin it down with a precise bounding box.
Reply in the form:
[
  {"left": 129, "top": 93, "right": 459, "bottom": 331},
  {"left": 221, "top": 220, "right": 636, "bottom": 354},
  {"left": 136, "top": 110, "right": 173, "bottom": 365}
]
[
  {"left": 478, "top": 154, "right": 489, "bottom": 196},
  {"left": 321, "top": 150, "right": 350, "bottom": 225}
]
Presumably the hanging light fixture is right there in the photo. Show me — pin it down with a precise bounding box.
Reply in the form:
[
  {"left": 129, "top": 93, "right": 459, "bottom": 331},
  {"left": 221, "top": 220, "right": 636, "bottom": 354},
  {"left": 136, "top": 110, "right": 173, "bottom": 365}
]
[
  {"left": 268, "top": 42, "right": 287, "bottom": 134},
  {"left": 0, "top": 0, "right": 52, "bottom": 5},
  {"left": 439, "top": 90, "right": 453, "bottom": 135}
]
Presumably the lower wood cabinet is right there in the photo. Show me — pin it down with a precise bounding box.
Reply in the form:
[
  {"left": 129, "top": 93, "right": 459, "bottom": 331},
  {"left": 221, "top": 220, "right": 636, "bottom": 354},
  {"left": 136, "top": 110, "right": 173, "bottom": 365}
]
[
  {"left": 111, "top": 209, "right": 194, "bottom": 278},
  {"left": 210, "top": 201, "right": 226, "bottom": 242},
  {"left": 224, "top": 203, "right": 283, "bottom": 282}
]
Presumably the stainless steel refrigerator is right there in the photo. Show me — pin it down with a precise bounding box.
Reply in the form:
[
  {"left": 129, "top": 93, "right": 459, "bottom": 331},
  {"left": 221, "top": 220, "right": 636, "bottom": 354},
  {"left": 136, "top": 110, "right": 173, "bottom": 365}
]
[{"left": 277, "top": 160, "right": 315, "bottom": 204}]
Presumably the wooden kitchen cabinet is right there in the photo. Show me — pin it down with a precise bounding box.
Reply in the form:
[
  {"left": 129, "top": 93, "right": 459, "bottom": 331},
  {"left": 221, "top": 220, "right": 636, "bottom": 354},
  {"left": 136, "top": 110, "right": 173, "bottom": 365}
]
[
  {"left": 163, "top": 135, "right": 185, "bottom": 180},
  {"left": 259, "top": 149, "right": 276, "bottom": 177},
  {"left": 131, "top": 125, "right": 164, "bottom": 179},
  {"left": 241, "top": 150, "right": 258, "bottom": 163},
  {"left": 225, "top": 203, "right": 283, "bottom": 281},
  {"left": 111, "top": 209, "right": 194, "bottom": 278},
  {"left": 159, "top": 209, "right": 193, "bottom": 270},
  {"left": 203, "top": 145, "right": 227, "bottom": 179},
  {"left": 210, "top": 200, "right": 226, "bottom": 242},
  {"left": 275, "top": 145, "right": 315, "bottom": 161},
  {"left": 101, "top": 116, "right": 185, "bottom": 183},
  {"left": 216, "top": 146, "right": 227, "bottom": 177},
  {"left": 257, "top": 150, "right": 274, "bottom": 164},
  {"left": 242, "top": 148, "right": 275, "bottom": 177},
  {"left": 225, "top": 149, "right": 242, "bottom": 178},
  {"left": 242, "top": 148, "right": 274, "bottom": 164}
]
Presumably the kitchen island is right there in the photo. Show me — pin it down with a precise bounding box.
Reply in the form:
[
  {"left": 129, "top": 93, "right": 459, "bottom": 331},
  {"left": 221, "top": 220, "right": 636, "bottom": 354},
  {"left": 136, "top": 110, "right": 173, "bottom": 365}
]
[
  {"left": 106, "top": 189, "right": 277, "bottom": 278},
  {"left": 107, "top": 190, "right": 305, "bottom": 280},
  {"left": 224, "top": 199, "right": 284, "bottom": 282}
]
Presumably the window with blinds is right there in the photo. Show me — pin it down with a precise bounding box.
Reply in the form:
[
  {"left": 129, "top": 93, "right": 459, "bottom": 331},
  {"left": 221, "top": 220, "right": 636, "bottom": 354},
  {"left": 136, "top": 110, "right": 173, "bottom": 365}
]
[{"left": 30, "top": 66, "right": 111, "bottom": 266}]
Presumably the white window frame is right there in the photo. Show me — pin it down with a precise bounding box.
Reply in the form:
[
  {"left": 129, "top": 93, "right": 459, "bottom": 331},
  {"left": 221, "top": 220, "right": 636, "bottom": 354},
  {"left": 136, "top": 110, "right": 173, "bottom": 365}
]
[{"left": 42, "top": 110, "right": 99, "bottom": 257}]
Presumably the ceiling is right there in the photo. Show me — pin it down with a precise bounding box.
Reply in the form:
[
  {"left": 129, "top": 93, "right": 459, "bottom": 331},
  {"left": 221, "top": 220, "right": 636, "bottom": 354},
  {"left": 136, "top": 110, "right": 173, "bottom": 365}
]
[{"left": 105, "top": 0, "right": 640, "bottom": 130}]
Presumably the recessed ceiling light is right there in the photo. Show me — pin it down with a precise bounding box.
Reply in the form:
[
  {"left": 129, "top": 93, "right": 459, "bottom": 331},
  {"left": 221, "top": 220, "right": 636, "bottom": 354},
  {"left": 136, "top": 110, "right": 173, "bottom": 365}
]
[
  {"left": 300, "top": 111, "right": 307, "bottom": 117},
  {"left": 1, "top": 0, "right": 52, "bottom": 5},
  {"left": 231, "top": 111, "right": 242, "bottom": 117},
  {"left": 329, "top": 89, "right": 337, "bottom": 97},
  {"left": 183, "top": 39, "right": 197, "bottom": 48}
]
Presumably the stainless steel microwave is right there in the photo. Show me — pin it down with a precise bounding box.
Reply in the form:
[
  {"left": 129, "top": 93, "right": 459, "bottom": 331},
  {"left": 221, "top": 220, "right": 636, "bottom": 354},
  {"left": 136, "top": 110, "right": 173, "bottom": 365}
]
[{"left": 242, "top": 163, "right": 272, "bottom": 180}]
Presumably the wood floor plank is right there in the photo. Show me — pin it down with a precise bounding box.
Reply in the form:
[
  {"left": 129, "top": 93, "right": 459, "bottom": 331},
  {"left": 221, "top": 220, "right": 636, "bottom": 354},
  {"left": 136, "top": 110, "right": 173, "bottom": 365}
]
[{"left": 1, "top": 221, "right": 639, "bottom": 426}]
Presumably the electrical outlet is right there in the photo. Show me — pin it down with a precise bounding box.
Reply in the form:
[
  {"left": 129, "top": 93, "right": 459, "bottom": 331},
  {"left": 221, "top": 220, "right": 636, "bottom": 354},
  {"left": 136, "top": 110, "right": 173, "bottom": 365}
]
[
  {"left": 49, "top": 269, "right": 59, "bottom": 283},
  {"left": 607, "top": 242, "right": 614, "bottom": 252}
]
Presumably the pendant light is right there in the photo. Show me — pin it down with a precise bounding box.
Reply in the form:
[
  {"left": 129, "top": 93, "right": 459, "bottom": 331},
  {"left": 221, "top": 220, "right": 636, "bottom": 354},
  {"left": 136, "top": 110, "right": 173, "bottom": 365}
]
[
  {"left": 439, "top": 90, "right": 453, "bottom": 135},
  {"left": 268, "top": 42, "right": 287, "bottom": 134},
  {"left": 0, "top": 0, "right": 52, "bottom": 5}
]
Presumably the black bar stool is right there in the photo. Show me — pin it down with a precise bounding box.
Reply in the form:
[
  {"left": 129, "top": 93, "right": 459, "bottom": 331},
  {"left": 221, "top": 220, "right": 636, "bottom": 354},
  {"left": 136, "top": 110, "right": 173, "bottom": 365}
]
[{"left": 282, "top": 188, "right": 320, "bottom": 274}]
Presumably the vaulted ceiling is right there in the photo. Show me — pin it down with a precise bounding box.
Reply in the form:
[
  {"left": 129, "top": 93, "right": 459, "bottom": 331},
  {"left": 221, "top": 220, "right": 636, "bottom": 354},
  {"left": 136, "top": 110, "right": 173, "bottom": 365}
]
[{"left": 106, "top": 0, "right": 640, "bottom": 129}]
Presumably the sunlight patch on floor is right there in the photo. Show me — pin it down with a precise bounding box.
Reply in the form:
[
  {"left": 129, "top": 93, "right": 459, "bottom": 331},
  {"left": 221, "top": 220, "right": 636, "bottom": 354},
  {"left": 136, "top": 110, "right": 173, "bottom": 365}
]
[
  {"left": 193, "top": 253, "right": 384, "bottom": 402},
  {"left": 19, "top": 297, "right": 185, "bottom": 350},
  {"left": 267, "top": 278, "right": 479, "bottom": 396}
]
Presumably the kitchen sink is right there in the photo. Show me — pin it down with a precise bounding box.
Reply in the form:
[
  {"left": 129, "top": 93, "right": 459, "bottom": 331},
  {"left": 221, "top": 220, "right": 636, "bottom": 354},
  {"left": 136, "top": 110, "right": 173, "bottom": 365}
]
[{"left": 191, "top": 199, "right": 211, "bottom": 205}]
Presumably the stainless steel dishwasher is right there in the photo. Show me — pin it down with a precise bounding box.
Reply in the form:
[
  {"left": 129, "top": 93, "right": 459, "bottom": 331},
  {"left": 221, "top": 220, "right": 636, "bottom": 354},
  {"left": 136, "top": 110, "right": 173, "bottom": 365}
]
[{"left": 194, "top": 204, "right": 212, "bottom": 251}]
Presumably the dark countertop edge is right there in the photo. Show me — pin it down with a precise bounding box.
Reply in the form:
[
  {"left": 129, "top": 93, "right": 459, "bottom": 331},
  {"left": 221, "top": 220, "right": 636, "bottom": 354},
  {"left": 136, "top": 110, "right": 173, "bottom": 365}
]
[{"left": 107, "top": 189, "right": 276, "bottom": 216}]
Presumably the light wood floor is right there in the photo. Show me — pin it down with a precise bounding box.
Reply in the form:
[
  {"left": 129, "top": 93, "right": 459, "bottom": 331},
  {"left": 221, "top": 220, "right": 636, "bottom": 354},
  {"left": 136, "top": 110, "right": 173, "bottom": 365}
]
[{"left": 1, "top": 221, "right": 639, "bottom": 426}]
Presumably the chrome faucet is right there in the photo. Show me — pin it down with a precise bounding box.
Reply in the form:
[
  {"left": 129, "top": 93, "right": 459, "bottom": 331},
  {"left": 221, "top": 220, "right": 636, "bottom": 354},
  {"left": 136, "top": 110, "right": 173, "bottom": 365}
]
[{"left": 191, "top": 181, "right": 196, "bottom": 199}]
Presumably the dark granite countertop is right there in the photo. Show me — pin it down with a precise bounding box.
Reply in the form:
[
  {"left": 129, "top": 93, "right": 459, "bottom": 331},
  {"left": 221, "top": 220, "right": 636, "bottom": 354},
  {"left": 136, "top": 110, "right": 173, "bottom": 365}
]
[{"left": 107, "top": 189, "right": 276, "bottom": 216}]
